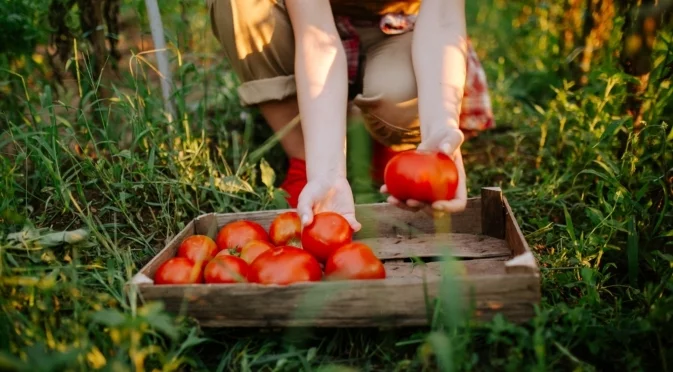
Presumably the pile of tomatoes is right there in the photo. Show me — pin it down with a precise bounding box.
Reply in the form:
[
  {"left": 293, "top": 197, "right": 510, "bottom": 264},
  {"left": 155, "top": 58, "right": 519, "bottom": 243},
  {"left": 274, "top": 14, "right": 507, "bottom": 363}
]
[{"left": 154, "top": 211, "right": 386, "bottom": 285}]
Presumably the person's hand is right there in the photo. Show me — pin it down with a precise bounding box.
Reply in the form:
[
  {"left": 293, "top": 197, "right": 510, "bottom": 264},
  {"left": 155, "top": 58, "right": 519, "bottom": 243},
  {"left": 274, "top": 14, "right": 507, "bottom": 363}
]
[
  {"left": 297, "top": 176, "right": 362, "bottom": 232},
  {"left": 380, "top": 127, "right": 468, "bottom": 217}
]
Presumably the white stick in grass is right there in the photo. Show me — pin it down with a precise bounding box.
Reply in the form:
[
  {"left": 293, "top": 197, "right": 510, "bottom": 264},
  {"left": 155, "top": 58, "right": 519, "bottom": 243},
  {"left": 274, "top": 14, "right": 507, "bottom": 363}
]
[{"left": 145, "top": 0, "right": 176, "bottom": 120}]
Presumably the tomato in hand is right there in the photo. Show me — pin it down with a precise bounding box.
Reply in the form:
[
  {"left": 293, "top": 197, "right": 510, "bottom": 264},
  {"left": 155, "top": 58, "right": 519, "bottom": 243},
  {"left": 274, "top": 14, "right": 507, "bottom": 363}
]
[
  {"left": 301, "top": 212, "right": 353, "bottom": 263},
  {"left": 324, "top": 242, "right": 386, "bottom": 280},
  {"left": 269, "top": 211, "right": 302, "bottom": 247},
  {"left": 154, "top": 257, "right": 203, "bottom": 285},
  {"left": 203, "top": 255, "right": 249, "bottom": 284},
  {"left": 247, "top": 246, "right": 322, "bottom": 285},
  {"left": 383, "top": 151, "right": 459, "bottom": 203},
  {"left": 177, "top": 235, "right": 217, "bottom": 263},
  {"left": 215, "top": 220, "right": 270, "bottom": 253},
  {"left": 239, "top": 239, "right": 276, "bottom": 264}
]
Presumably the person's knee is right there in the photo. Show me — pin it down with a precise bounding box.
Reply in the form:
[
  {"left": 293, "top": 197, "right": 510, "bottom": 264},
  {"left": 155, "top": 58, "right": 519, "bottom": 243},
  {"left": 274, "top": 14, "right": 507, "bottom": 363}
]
[
  {"left": 353, "top": 41, "right": 421, "bottom": 148},
  {"left": 352, "top": 86, "right": 420, "bottom": 149}
]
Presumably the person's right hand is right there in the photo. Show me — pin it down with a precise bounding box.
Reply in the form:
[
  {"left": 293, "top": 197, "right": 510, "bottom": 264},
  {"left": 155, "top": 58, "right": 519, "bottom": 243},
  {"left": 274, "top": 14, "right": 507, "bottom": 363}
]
[{"left": 297, "top": 176, "right": 362, "bottom": 232}]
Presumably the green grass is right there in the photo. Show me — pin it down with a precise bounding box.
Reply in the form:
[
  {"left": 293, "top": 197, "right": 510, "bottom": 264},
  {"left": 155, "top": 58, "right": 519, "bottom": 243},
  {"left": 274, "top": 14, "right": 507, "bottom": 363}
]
[{"left": 1, "top": 1, "right": 672, "bottom": 371}]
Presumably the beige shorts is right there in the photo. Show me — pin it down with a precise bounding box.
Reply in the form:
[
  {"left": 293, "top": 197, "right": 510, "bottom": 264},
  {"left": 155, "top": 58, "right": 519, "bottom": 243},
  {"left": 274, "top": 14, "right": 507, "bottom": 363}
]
[{"left": 208, "top": 0, "right": 422, "bottom": 149}]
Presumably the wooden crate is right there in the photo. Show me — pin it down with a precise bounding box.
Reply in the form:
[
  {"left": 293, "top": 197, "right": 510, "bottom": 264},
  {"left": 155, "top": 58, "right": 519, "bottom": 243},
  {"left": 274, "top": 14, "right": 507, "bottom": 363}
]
[{"left": 129, "top": 187, "right": 540, "bottom": 328}]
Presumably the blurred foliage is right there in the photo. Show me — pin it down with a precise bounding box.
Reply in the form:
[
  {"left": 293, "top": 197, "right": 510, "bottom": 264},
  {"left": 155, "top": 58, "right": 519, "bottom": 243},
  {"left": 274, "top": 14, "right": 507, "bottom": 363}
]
[{"left": 0, "top": 0, "right": 51, "bottom": 59}]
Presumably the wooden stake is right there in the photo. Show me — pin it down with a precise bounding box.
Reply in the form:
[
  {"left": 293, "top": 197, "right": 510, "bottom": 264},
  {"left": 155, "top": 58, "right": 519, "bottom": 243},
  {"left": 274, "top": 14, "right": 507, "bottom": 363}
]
[{"left": 145, "top": 0, "right": 176, "bottom": 120}]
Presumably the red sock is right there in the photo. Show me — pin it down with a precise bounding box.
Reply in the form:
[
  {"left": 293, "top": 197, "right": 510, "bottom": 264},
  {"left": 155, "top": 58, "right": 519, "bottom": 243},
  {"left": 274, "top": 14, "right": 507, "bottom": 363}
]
[{"left": 279, "top": 158, "right": 307, "bottom": 208}]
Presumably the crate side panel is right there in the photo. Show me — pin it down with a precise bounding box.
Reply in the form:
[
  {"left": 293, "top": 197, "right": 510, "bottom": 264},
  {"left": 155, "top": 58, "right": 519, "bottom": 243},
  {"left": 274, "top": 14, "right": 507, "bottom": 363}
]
[
  {"left": 194, "top": 200, "right": 482, "bottom": 240},
  {"left": 481, "top": 187, "right": 506, "bottom": 239},
  {"left": 210, "top": 209, "right": 282, "bottom": 232},
  {"left": 504, "top": 198, "right": 531, "bottom": 256},
  {"left": 384, "top": 258, "right": 508, "bottom": 280},
  {"left": 364, "top": 233, "right": 511, "bottom": 260},
  {"left": 354, "top": 199, "right": 482, "bottom": 239},
  {"left": 193, "top": 213, "right": 219, "bottom": 239},
  {"left": 140, "top": 221, "right": 195, "bottom": 280},
  {"left": 197, "top": 301, "right": 537, "bottom": 327},
  {"left": 137, "top": 273, "right": 538, "bottom": 327},
  {"left": 503, "top": 197, "right": 540, "bottom": 275}
]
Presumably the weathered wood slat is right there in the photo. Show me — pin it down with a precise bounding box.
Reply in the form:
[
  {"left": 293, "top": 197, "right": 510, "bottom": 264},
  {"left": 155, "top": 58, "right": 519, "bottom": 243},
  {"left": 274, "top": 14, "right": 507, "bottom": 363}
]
[
  {"left": 503, "top": 197, "right": 540, "bottom": 275},
  {"left": 352, "top": 198, "right": 483, "bottom": 238},
  {"left": 141, "top": 221, "right": 194, "bottom": 280},
  {"left": 192, "top": 198, "right": 483, "bottom": 239},
  {"left": 136, "top": 272, "right": 538, "bottom": 327},
  {"left": 362, "top": 233, "right": 511, "bottom": 260},
  {"left": 481, "top": 187, "right": 505, "bottom": 239},
  {"left": 196, "top": 302, "right": 537, "bottom": 328},
  {"left": 384, "top": 258, "right": 508, "bottom": 280}
]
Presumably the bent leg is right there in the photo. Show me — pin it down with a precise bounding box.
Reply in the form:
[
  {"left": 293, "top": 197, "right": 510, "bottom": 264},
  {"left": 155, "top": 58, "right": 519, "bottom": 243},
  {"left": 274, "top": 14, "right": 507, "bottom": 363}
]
[
  {"left": 352, "top": 29, "right": 420, "bottom": 183},
  {"left": 209, "top": 0, "right": 305, "bottom": 205},
  {"left": 353, "top": 29, "right": 421, "bottom": 151}
]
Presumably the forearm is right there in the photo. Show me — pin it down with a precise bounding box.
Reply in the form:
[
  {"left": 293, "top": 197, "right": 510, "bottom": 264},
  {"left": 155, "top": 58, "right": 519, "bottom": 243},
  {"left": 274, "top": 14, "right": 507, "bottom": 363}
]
[
  {"left": 412, "top": 0, "right": 467, "bottom": 138},
  {"left": 286, "top": 0, "right": 349, "bottom": 181}
]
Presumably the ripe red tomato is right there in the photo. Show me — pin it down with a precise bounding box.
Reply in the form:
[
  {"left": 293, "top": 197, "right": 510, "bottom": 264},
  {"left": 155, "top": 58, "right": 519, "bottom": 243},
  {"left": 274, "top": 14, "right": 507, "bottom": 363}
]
[
  {"left": 215, "top": 220, "right": 270, "bottom": 253},
  {"left": 324, "top": 242, "right": 386, "bottom": 280},
  {"left": 177, "top": 235, "right": 217, "bottom": 263},
  {"left": 247, "top": 246, "right": 322, "bottom": 285},
  {"left": 269, "top": 211, "right": 302, "bottom": 247},
  {"left": 383, "top": 151, "right": 459, "bottom": 203},
  {"left": 239, "top": 239, "right": 276, "bottom": 264},
  {"left": 301, "top": 212, "right": 353, "bottom": 262},
  {"left": 203, "top": 255, "right": 249, "bottom": 284},
  {"left": 154, "top": 257, "right": 203, "bottom": 285}
]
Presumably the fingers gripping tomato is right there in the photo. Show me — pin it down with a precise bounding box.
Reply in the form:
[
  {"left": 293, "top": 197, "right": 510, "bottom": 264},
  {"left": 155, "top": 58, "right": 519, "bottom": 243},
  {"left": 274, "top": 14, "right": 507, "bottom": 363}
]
[
  {"left": 301, "top": 212, "right": 353, "bottom": 263},
  {"left": 177, "top": 235, "right": 218, "bottom": 263},
  {"left": 383, "top": 151, "right": 459, "bottom": 203},
  {"left": 269, "top": 211, "right": 302, "bottom": 247},
  {"left": 204, "top": 255, "right": 249, "bottom": 284},
  {"left": 247, "top": 246, "right": 322, "bottom": 285},
  {"left": 324, "top": 243, "right": 386, "bottom": 280},
  {"left": 155, "top": 257, "right": 204, "bottom": 284},
  {"left": 215, "top": 220, "right": 270, "bottom": 253}
]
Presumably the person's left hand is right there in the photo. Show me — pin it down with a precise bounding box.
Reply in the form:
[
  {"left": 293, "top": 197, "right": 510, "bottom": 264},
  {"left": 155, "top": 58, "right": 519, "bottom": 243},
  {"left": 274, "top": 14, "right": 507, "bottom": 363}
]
[{"left": 380, "top": 127, "right": 468, "bottom": 217}]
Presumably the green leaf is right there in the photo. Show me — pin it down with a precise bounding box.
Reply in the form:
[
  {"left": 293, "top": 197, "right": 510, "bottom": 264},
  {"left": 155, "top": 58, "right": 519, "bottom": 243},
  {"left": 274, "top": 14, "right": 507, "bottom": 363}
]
[
  {"left": 0, "top": 351, "right": 26, "bottom": 371},
  {"left": 119, "top": 192, "right": 134, "bottom": 202},
  {"left": 306, "top": 347, "right": 317, "bottom": 362},
  {"left": 595, "top": 117, "right": 629, "bottom": 148},
  {"left": 627, "top": 216, "right": 638, "bottom": 287},
  {"left": 426, "top": 331, "right": 454, "bottom": 372},
  {"left": 219, "top": 176, "right": 255, "bottom": 193},
  {"left": 563, "top": 205, "right": 577, "bottom": 243},
  {"left": 260, "top": 158, "right": 275, "bottom": 189},
  {"left": 144, "top": 308, "right": 179, "bottom": 340},
  {"left": 653, "top": 251, "right": 673, "bottom": 264},
  {"left": 90, "top": 309, "right": 126, "bottom": 327},
  {"left": 115, "top": 150, "right": 132, "bottom": 159},
  {"left": 272, "top": 189, "right": 290, "bottom": 209},
  {"left": 22, "top": 342, "right": 80, "bottom": 372},
  {"left": 174, "top": 327, "right": 208, "bottom": 357}
]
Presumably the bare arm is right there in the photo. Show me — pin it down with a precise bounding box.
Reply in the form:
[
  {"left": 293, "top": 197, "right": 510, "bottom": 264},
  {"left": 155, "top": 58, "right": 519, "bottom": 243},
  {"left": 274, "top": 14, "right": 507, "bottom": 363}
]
[
  {"left": 382, "top": 0, "right": 468, "bottom": 214},
  {"left": 286, "top": 0, "right": 360, "bottom": 229},
  {"left": 412, "top": 0, "right": 467, "bottom": 152},
  {"left": 286, "top": 0, "right": 349, "bottom": 181}
]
